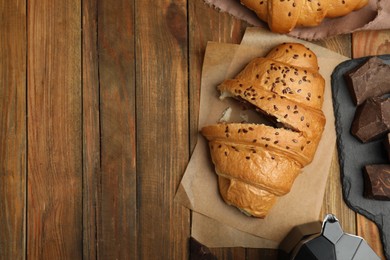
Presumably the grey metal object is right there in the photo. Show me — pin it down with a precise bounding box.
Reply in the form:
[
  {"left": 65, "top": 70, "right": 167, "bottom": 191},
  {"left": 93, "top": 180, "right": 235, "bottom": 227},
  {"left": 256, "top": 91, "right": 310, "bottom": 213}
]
[{"left": 291, "top": 214, "right": 380, "bottom": 260}]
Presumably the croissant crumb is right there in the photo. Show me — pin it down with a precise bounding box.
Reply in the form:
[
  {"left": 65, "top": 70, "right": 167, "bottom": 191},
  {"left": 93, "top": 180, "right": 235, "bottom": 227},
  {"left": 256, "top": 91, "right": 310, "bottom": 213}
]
[{"left": 240, "top": 0, "right": 368, "bottom": 33}]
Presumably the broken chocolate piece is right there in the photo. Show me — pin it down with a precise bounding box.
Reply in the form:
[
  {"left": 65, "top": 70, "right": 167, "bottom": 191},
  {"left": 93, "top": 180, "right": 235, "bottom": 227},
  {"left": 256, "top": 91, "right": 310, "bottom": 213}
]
[
  {"left": 190, "top": 238, "right": 217, "bottom": 260},
  {"left": 363, "top": 165, "right": 390, "bottom": 200},
  {"left": 351, "top": 97, "right": 390, "bottom": 143},
  {"left": 344, "top": 57, "right": 390, "bottom": 105},
  {"left": 385, "top": 133, "right": 390, "bottom": 162}
]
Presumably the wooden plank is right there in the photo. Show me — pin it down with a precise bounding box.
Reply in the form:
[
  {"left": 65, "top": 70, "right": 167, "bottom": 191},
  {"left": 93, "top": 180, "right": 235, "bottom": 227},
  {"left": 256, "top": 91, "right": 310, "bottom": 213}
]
[
  {"left": 356, "top": 216, "right": 385, "bottom": 260},
  {"left": 209, "top": 247, "right": 246, "bottom": 260},
  {"left": 135, "top": 0, "right": 190, "bottom": 258},
  {"left": 352, "top": 30, "right": 390, "bottom": 57},
  {"left": 27, "top": 0, "right": 82, "bottom": 258},
  {"left": 319, "top": 147, "right": 356, "bottom": 235},
  {"left": 188, "top": 0, "right": 248, "bottom": 152},
  {"left": 313, "top": 35, "right": 358, "bottom": 234},
  {"left": 313, "top": 34, "right": 352, "bottom": 58},
  {"left": 351, "top": 29, "right": 390, "bottom": 260},
  {"left": 82, "top": 0, "right": 99, "bottom": 259},
  {"left": 188, "top": 4, "right": 247, "bottom": 258},
  {"left": 246, "top": 248, "right": 287, "bottom": 260},
  {"left": 0, "top": 1, "right": 26, "bottom": 259},
  {"left": 97, "top": 0, "right": 137, "bottom": 258}
]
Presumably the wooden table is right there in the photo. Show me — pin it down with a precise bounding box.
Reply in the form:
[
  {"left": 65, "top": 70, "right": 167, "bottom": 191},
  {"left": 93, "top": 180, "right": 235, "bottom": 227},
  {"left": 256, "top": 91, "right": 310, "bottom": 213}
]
[{"left": 1, "top": 0, "right": 389, "bottom": 259}]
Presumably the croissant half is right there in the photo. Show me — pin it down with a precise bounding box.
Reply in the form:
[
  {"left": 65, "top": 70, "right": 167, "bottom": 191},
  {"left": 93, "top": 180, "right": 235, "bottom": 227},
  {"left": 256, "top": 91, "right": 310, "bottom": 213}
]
[
  {"left": 201, "top": 43, "right": 326, "bottom": 218},
  {"left": 240, "top": 0, "right": 368, "bottom": 33}
]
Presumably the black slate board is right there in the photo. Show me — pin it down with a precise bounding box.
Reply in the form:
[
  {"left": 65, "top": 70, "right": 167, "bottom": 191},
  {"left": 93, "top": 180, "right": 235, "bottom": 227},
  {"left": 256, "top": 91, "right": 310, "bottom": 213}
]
[{"left": 331, "top": 55, "right": 390, "bottom": 260}]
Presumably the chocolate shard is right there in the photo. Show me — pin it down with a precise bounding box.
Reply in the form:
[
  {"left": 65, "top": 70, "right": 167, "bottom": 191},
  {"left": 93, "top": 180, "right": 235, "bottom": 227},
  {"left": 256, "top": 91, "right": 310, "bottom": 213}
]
[
  {"left": 363, "top": 164, "right": 390, "bottom": 201},
  {"left": 385, "top": 133, "right": 390, "bottom": 162},
  {"left": 190, "top": 238, "right": 217, "bottom": 260},
  {"left": 351, "top": 96, "right": 390, "bottom": 143},
  {"left": 344, "top": 57, "right": 390, "bottom": 105}
]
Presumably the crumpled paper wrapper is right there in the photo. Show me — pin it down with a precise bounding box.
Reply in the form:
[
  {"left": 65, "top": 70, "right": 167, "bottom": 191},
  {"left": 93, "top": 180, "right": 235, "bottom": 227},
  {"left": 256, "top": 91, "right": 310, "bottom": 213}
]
[
  {"left": 175, "top": 27, "right": 349, "bottom": 248},
  {"left": 203, "top": 0, "right": 390, "bottom": 40}
]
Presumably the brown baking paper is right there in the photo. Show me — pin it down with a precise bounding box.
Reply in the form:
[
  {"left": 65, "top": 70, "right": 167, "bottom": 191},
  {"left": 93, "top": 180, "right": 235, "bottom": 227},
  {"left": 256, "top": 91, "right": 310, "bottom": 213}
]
[
  {"left": 204, "top": 0, "right": 390, "bottom": 40},
  {"left": 175, "top": 27, "right": 348, "bottom": 248}
]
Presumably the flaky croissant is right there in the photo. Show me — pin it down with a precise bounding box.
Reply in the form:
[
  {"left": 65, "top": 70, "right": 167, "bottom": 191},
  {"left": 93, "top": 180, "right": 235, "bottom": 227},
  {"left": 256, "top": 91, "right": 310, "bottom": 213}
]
[
  {"left": 201, "top": 43, "right": 326, "bottom": 218},
  {"left": 240, "top": 0, "right": 368, "bottom": 33}
]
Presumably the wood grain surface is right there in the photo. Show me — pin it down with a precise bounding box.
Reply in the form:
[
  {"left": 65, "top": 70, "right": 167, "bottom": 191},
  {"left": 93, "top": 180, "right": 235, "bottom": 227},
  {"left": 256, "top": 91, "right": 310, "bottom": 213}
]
[
  {"left": 135, "top": 1, "right": 190, "bottom": 258},
  {"left": 0, "top": 1, "right": 26, "bottom": 259},
  {"left": 98, "top": 0, "right": 137, "bottom": 258},
  {"left": 27, "top": 0, "right": 82, "bottom": 258},
  {"left": 188, "top": 1, "right": 247, "bottom": 152},
  {"left": 82, "top": 0, "right": 100, "bottom": 259},
  {"left": 1, "top": 0, "right": 389, "bottom": 259}
]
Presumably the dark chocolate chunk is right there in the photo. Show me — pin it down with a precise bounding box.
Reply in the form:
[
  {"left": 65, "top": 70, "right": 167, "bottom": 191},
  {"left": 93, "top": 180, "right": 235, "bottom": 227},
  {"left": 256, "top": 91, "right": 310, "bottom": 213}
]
[
  {"left": 385, "top": 133, "right": 390, "bottom": 162},
  {"left": 363, "top": 165, "right": 390, "bottom": 200},
  {"left": 344, "top": 57, "right": 390, "bottom": 105},
  {"left": 190, "top": 238, "right": 217, "bottom": 260},
  {"left": 351, "top": 97, "right": 390, "bottom": 143}
]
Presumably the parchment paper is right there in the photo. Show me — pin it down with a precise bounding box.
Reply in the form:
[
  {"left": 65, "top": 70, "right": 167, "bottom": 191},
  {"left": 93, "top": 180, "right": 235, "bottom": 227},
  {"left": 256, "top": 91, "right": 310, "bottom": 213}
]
[
  {"left": 203, "top": 0, "right": 390, "bottom": 40},
  {"left": 175, "top": 28, "right": 348, "bottom": 248}
]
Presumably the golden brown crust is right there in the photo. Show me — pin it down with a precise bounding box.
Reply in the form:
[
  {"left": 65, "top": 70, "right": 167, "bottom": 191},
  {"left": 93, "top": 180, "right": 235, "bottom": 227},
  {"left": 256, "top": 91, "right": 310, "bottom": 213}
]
[
  {"left": 265, "top": 43, "right": 320, "bottom": 71},
  {"left": 240, "top": 0, "right": 369, "bottom": 33},
  {"left": 208, "top": 138, "right": 302, "bottom": 196},
  {"left": 326, "top": 0, "right": 369, "bottom": 18},
  {"left": 218, "top": 176, "right": 277, "bottom": 218},
  {"left": 296, "top": 0, "right": 328, "bottom": 27},
  {"left": 202, "top": 123, "right": 317, "bottom": 167},
  {"left": 267, "top": 0, "right": 304, "bottom": 33},
  {"left": 223, "top": 43, "right": 325, "bottom": 111},
  {"left": 201, "top": 43, "right": 326, "bottom": 217}
]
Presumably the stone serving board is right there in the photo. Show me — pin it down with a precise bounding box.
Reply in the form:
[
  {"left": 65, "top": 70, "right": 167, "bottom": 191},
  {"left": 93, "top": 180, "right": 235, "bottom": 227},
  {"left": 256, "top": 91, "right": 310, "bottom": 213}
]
[{"left": 331, "top": 55, "right": 390, "bottom": 260}]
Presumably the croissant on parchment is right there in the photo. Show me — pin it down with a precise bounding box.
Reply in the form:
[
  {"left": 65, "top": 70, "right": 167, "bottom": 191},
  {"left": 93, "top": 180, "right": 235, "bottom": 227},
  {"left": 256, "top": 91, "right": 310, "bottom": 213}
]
[
  {"left": 240, "top": 0, "right": 368, "bottom": 33},
  {"left": 201, "top": 43, "right": 326, "bottom": 218}
]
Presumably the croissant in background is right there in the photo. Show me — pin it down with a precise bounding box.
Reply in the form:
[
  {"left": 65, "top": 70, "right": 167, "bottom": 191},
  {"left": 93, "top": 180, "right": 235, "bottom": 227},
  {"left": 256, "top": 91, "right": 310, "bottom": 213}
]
[
  {"left": 201, "top": 43, "right": 326, "bottom": 218},
  {"left": 240, "top": 0, "right": 368, "bottom": 33}
]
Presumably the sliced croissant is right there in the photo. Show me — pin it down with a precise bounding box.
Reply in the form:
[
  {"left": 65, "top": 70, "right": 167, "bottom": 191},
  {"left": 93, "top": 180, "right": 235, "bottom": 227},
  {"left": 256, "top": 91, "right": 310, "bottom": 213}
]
[
  {"left": 240, "top": 0, "right": 368, "bottom": 33},
  {"left": 201, "top": 43, "right": 326, "bottom": 218}
]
